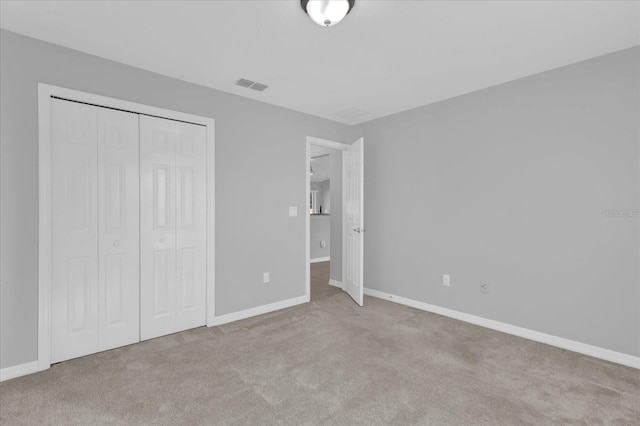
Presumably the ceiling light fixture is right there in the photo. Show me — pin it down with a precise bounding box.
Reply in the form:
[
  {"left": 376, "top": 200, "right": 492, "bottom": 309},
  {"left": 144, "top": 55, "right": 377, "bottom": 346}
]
[{"left": 301, "top": 0, "right": 355, "bottom": 27}]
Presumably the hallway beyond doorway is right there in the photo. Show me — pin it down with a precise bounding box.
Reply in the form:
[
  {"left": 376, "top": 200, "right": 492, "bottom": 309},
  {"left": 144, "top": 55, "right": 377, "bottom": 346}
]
[{"left": 310, "top": 261, "right": 335, "bottom": 302}]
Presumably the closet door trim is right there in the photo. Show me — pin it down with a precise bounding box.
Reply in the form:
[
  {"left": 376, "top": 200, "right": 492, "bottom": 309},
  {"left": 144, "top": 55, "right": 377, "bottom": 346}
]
[{"left": 38, "top": 83, "right": 215, "bottom": 372}]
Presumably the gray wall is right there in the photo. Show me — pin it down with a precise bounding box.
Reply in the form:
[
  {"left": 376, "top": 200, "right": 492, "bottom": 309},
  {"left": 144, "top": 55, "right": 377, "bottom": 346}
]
[
  {"left": 310, "top": 179, "right": 330, "bottom": 213},
  {"left": 321, "top": 180, "right": 330, "bottom": 213},
  {"left": 310, "top": 215, "right": 330, "bottom": 260},
  {"left": 310, "top": 181, "right": 325, "bottom": 213},
  {"left": 356, "top": 47, "right": 640, "bottom": 357},
  {"left": 310, "top": 180, "right": 331, "bottom": 259},
  {"left": 310, "top": 181, "right": 331, "bottom": 259},
  {"left": 0, "top": 30, "right": 351, "bottom": 369},
  {"left": 328, "top": 149, "right": 343, "bottom": 283}
]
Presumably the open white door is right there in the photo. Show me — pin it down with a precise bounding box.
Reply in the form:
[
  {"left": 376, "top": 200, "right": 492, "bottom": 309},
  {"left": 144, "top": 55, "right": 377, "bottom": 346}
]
[{"left": 343, "top": 138, "right": 364, "bottom": 306}]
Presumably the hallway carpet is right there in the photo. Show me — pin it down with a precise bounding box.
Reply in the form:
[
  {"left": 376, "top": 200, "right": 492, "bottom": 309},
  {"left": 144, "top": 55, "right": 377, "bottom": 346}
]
[{"left": 1, "top": 262, "right": 639, "bottom": 425}]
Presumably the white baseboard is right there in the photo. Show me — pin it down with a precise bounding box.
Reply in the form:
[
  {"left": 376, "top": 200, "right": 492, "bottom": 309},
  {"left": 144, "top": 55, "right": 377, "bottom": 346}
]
[
  {"left": 310, "top": 256, "right": 330, "bottom": 263},
  {"left": 0, "top": 361, "right": 39, "bottom": 382},
  {"left": 209, "top": 295, "right": 309, "bottom": 327},
  {"left": 364, "top": 288, "right": 640, "bottom": 369},
  {"left": 328, "top": 279, "right": 343, "bottom": 289}
]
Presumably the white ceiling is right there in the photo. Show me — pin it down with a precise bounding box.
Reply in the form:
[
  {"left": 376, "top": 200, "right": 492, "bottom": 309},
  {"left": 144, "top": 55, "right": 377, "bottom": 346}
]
[
  {"left": 1, "top": 1, "right": 638, "bottom": 125},
  {"left": 310, "top": 145, "right": 335, "bottom": 182},
  {"left": 310, "top": 155, "right": 331, "bottom": 183}
]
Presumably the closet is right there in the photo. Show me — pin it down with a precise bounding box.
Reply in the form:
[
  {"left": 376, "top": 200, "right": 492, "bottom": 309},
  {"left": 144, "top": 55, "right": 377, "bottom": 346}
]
[
  {"left": 50, "top": 98, "right": 207, "bottom": 363},
  {"left": 139, "top": 115, "right": 207, "bottom": 341}
]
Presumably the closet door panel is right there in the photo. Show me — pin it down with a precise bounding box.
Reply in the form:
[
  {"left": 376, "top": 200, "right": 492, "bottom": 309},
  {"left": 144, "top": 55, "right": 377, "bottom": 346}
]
[
  {"left": 140, "top": 115, "right": 178, "bottom": 340},
  {"left": 51, "top": 99, "right": 100, "bottom": 363},
  {"left": 97, "top": 107, "right": 140, "bottom": 351},
  {"left": 175, "top": 122, "right": 207, "bottom": 330}
]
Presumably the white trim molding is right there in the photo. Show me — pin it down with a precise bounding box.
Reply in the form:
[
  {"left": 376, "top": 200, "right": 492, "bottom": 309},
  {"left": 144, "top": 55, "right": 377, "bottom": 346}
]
[
  {"left": 38, "top": 83, "right": 216, "bottom": 375},
  {"left": 364, "top": 288, "right": 640, "bottom": 369},
  {"left": 310, "top": 256, "right": 330, "bottom": 263},
  {"left": 0, "top": 361, "right": 39, "bottom": 382},
  {"left": 210, "top": 295, "right": 308, "bottom": 327},
  {"left": 307, "top": 136, "right": 349, "bottom": 151},
  {"left": 328, "top": 279, "right": 343, "bottom": 289}
]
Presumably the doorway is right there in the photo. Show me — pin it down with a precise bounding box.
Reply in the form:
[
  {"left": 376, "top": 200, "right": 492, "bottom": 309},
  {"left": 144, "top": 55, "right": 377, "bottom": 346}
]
[
  {"left": 309, "top": 143, "right": 335, "bottom": 302},
  {"left": 305, "top": 136, "right": 364, "bottom": 306}
]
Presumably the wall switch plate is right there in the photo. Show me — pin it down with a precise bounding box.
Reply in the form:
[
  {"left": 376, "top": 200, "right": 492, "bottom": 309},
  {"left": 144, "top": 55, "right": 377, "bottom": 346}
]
[
  {"left": 480, "top": 281, "right": 490, "bottom": 294},
  {"left": 289, "top": 206, "right": 297, "bottom": 217},
  {"left": 443, "top": 274, "right": 450, "bottom": 287},
  {"left": 263, "top": 272, "right": 270, "bottom": 283}
]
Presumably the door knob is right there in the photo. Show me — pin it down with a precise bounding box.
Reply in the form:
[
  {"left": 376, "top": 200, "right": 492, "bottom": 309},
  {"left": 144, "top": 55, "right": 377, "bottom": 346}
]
[
  {"left": 113, "top": 240, "right": 120, "bottom": 247},
  {"left": 160, "top": 237, "right": 166, "bottom": 243},
  {"left": 353, "top": 228, "right": 366, "bottom": 233}
]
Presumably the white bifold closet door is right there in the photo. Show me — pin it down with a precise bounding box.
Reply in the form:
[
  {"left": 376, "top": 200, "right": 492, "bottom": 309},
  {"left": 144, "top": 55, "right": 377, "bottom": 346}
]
[
  {"left": 51, "top": 99, "right": 140, "bottom": 363},
  {"left": 139, "top": 115, "right": 206, "bottom": 341}
]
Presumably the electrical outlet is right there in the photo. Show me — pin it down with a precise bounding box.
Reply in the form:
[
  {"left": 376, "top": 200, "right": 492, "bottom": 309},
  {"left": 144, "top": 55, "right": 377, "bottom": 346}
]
[
  {"left": 443, "top": 274, "right": 450, "bottom": 287},
  {"left": 263, "top": 272, "right": 270, "bottom": 283},
  {"left": 480, "top": 281, "right": 490, "bottom": 294}
]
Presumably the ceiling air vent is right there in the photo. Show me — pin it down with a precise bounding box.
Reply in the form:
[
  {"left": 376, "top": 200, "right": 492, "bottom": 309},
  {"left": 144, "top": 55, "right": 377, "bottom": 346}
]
[
  {"left": 334, "top": 107, "right": 370, "bottom": 122},
  {"left": 235, "top": 78, "right": 254, "bottom": 88},
  {"left": 235, "top": 78, "right": 269, "bottom": 92},
  {"left": 249, "top": 82, "right": 269, "bottom": 92}
]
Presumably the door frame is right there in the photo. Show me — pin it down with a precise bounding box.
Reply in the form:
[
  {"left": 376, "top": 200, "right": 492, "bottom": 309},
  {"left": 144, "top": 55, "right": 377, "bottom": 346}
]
[
  {"left": 305, "top": 136, "right": 348, "bottom": 299},
  {"left": 37, "top": 83, "right": 216, "bottom": 372}
]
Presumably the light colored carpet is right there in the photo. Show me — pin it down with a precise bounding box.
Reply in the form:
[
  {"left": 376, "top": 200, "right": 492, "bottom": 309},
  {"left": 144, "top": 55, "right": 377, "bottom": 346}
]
[{"left": 1, "top": 261, "right": 639, "bottom": 425}]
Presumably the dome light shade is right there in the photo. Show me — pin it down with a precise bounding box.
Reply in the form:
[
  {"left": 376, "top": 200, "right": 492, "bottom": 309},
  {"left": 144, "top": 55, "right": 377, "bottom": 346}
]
[{"left": 301, "top": 0, "right": 355, "bottom": 27}]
